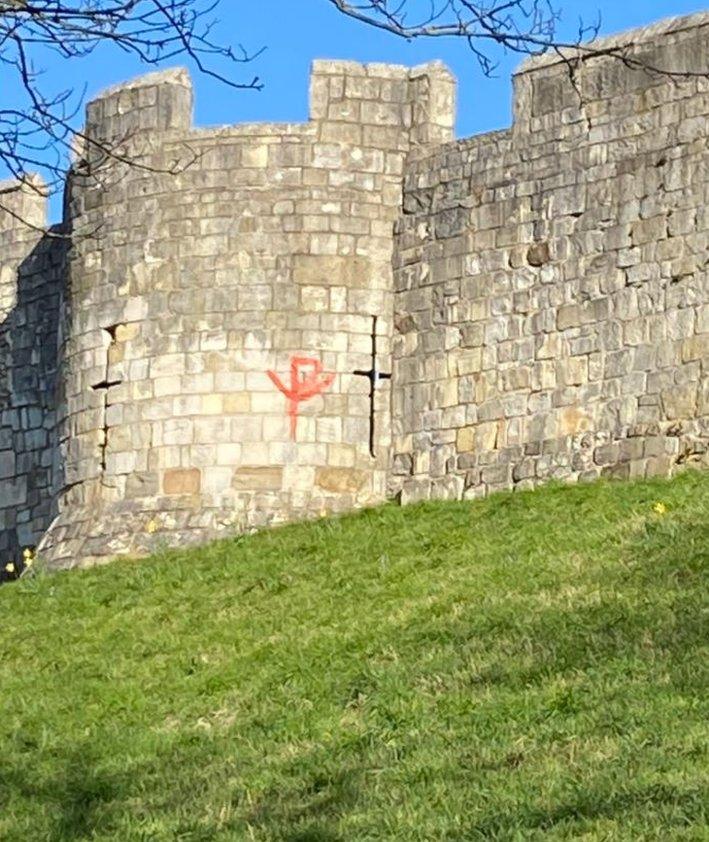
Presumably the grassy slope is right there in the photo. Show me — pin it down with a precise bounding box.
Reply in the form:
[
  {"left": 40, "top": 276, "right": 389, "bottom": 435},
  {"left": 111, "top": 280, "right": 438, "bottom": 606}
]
[{"left": 0, "top": 472, "right": 707, "bottom": 841}]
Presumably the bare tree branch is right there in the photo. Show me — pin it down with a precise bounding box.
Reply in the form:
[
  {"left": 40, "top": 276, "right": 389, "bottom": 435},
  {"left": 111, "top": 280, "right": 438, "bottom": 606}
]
[
  {"left": 326, "top": 1, "right": 709, "bottom": 81},
  {"left": 0, "top": 1, "right": 264, "bottom": 232},
  {"left": 326, "top": 0, "right": 595, "bottom": 75},
  {"left": 1, "top": 0, "right": 707, "bottom": 235}
]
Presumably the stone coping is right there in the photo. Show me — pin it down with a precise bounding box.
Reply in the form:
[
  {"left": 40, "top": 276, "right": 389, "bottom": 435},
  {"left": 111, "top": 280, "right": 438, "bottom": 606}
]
[
  {"left": 90, "top": 67, "right": 192, "bottom": 100},
  {"left": 406, "top": 127, "right": 512, "bottom": 163},
  {"left": 516, "top": 10, "right": 709, "bottom": 75}
]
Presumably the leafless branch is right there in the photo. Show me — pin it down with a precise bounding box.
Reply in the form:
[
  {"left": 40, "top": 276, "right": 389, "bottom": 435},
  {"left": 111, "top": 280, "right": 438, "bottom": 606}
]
[
  {"left": 326, "top": 0, "right": 595, "bottom": 75},
  {"left": 326, "top": 1, "right": 709, "bottom": 81},
  {"left": 2, "top": 0, "right": 707, "bottom": 235},
  {"left": 0, "top": 1, "right": 264, "bottom": 232}
]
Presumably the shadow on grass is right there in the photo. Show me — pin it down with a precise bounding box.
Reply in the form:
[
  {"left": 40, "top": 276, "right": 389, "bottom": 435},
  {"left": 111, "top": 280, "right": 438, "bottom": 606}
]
[
  {"left": 466, "top": 782, "right": 706, "bottom": 838},
  {"left": 1, "top": 740, "right": 360, "bottom": 841},
  {"left": 1, "top": 742, "right": 131, "bottom": 840},
  {"left": 391, "top": 513, "right": 707, "bottom": 693},
  {"left": 245, "top": 764, "right": 361, "bottom": 841}
]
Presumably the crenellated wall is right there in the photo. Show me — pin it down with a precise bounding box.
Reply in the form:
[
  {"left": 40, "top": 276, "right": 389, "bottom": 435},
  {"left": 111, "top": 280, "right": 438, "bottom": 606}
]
[
  {"left": 0, "top": 10, "right": 707, "bottom": 572},
  {"left": 392, "top": 12, "right": 709, "bottom": 501},
  {"left": 37, "top": 59, "right": 454, "bottom": 567}
]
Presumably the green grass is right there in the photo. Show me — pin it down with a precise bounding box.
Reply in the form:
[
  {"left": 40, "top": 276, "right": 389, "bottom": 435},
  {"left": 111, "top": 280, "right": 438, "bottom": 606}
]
[{"left": 1, "top": 473, "right": 708, "bottom": 841}]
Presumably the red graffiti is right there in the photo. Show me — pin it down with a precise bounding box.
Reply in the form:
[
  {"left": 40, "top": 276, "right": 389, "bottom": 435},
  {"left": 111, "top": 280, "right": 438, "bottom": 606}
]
[{"left": 267, "top": 356, "right": 335, "bottom": 439}]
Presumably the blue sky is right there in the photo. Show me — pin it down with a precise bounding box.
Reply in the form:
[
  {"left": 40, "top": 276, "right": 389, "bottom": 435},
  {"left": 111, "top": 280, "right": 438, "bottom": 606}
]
[
  {"left": 2, "top": 0, "right": 705, "bottom": 219},
  {"left": 194, "top": 0, "right": 705, "bottom": 137}
]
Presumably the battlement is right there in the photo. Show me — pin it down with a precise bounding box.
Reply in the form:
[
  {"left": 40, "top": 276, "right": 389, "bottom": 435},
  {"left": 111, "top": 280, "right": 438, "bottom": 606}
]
[
  {"left": 517, "top": 10, "right": 709, "bottom": 74},
  {"left": 309, "top": 59, "right": 455, "bottom": 147},
  {"left": 0, "top": 11, "right": 707, "bottom": 573},
  {"left": 0, "top": 176, "right": 47, "bottom": 235},
  {"left": 0, "top": 176, "right": 49, "bottom": 320},
  {"left": 81, "top": 68, "right": 193, "bottom": 157},
  {"left": 80, "top": 59, "right": 454, "bottom": 166},
  {"left": 513, "top": 10, "right": 709, "bottom": 134}
]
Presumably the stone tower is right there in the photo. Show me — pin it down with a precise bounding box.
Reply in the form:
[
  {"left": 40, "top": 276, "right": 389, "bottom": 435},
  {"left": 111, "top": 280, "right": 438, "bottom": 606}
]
[
  {"left": 0, "top": 11, "right": 707, "bottom": 571},
  {"left": 29, "top": 60, "right": 454, "bottom": 566}
]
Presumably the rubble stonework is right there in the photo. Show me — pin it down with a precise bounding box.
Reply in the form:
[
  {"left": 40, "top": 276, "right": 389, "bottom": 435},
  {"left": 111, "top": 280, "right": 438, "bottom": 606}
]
[{"left": 0, "top": 11, "right": 706, "bottom": 569}]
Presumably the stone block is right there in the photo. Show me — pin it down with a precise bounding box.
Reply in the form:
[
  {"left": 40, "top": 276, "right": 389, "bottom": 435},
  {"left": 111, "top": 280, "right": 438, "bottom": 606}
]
[
  {"left": 232, "top": 466, "right": 283, "bottom": 491},
  {"left": 681, "top": 334, "right": 709, "bottom": 363},
  {"left": 559, "top": 406, "right": 594, "bottom": 436},
  {"left": 293, "top": 254, "right": 375, "bottom": 287},
  {"left": 481, "top": 463, "right": 511, "bottom": 485},
  {"left": 315, "top": 467, "right": 368, "bottom": 494},
  {"left": 202, "top": 395, "right": 223, "bottom": 415},
  {"left": 631, "top": 216, "right": 667, "bottom": 246},
  {"left": 0, "top": 451, "right": 15, "bottom": 480},
  {"left": 661, "top": 385, "right": 697, "bottom": 420},
  {"left": 242, "top": 145, "right": 269, "bottom": 168},
  {"left": 526, "top": 242, "right": 550, "bottom": 267},
  {"left": 557, "top": 356, "right": 588, "bottom": 386},
  {"left": 163, "top": 468, "right": 201, "bottom": 495},
  {"left": 513, "top": 458, "right": 536, "bottom": 481},
  {"left": 456, "top": 427, "right": 475, "bottom": 453},
  {"left": 223, "top": 393, "right": 251, "bottom": 414}
]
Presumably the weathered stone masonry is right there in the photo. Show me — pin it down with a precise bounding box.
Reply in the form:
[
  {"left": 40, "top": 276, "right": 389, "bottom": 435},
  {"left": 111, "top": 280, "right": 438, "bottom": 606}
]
[
  {"left": 0, "top": 11, "right": 706, "bottom": 569},
  {"left": 391, "top": 12, "right": 709, "bottom": 502},
  {"left": 0, "top": 180, "right": 66, "bottom": 566},
  {"left": 2, "top": 58, "right": 455, "bottom": 567}
]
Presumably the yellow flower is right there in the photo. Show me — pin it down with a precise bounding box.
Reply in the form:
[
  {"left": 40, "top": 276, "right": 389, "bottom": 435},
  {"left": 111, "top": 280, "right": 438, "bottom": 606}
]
[
  {"left": 23, "top": 548, "right": 34, "bottom": 561},
  {"left": 4, "top": 562, "right": 15, "bottom": 574},
  {"left": 146, "top": 519, "right": 159, "bottom": 534},
  {"left": 653, "top": 502, "right": 667, "bottom": 515}
]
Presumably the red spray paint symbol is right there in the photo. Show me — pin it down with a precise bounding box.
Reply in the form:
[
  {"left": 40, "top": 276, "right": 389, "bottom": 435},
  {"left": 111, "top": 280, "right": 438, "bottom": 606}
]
[{"left": 267, "top": 356, "right": 335, "bottom": 439}]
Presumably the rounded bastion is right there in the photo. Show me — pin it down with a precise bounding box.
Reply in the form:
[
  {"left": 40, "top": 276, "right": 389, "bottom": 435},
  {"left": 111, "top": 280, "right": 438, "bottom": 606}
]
[{"left": 39, "top": 61, "right": 455, "bottom": 566}]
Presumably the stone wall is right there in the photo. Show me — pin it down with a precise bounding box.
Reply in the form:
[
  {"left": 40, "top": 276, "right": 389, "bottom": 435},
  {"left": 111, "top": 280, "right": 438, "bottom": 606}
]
[
  {"left": 392, "top": 12, "right": 709, "bottom": 502},
  {"left": 38, "top": 60, "right": 454, "bottom": 567},
  {"left": 0, "top": 180, "right": 65, "bottom": 566},
  {"left": 1, "top": 10, "right": 707, "bottom": 572}
]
